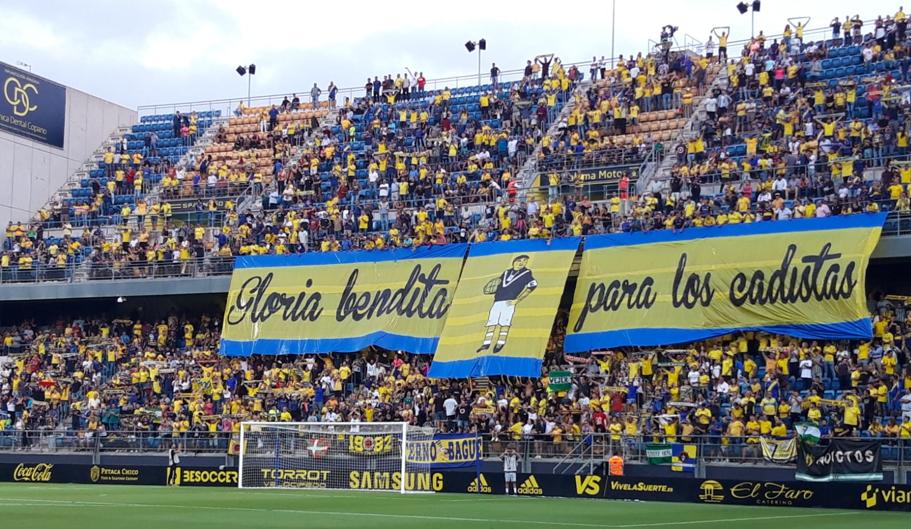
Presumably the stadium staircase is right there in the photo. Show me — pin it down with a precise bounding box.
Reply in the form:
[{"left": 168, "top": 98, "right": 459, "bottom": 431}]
[
  {"left": 637, "top": 59, "right": 727, "bottom": 195},
  {"left": 38, "top": 125, "right": 134, "bottom": 223},
  {"left": 517, "top": 80, "right": 592, "bottom": 202},
  {"left": 235, "top": 106, "right": 340, "bottom": 216},
  {"left": 134, "top": 114, "right": 230, "bottom": 231},
  {"left": 37, "top": 112, "right": 221, "bottom": 279}
]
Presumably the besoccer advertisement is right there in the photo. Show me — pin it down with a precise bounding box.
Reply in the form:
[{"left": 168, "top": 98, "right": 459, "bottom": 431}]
[{"left": 429, "top": 238, "right": 579, "bottom": 378}]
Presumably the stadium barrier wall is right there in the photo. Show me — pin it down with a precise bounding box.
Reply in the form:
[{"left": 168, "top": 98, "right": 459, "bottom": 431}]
[{"left": 1, "top": 462, "right": 909, "bottom": 511}]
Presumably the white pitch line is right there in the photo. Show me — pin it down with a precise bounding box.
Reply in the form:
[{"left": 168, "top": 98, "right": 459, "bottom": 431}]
[
  {"left": 0, "top": 495, "right": 863, "bottom": 528},
  {"left": 607, "top": 511, "right": 860, "bottom": 528},
  {"left": 0, "top": 497, "right": 610, "bottom": 528}
]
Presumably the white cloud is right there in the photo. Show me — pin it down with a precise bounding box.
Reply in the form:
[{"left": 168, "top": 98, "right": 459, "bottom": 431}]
[{"left": 0, "top": 0, "right": 898, "bottom": 108}]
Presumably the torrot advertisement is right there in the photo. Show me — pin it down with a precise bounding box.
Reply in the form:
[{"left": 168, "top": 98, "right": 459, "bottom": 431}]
[{"left": 0, "top": 61, "right": 66, "bottom": 148}]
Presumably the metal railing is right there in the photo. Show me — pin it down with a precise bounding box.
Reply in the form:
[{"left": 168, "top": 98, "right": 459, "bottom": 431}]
[
  {"left": 0, "top": 257, "right": 235, "bottom": 285},
  {"left": 0, "top": 429, "right": 233, "bottom": 455},
  {"left": 0, "top": 429, "right": 906, "bottom": 473},
  {"left": 656, "top": 153, "right": 909, "bottom": 187},
  {"left": 3, "top": 206, "right": 911, "bottom": 287},
  {"left": 478, "top": 432, "right": 909, "bottom": 473}
]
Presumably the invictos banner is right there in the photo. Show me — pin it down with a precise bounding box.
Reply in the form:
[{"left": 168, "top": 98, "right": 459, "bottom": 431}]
[
  {"left": 220, "top": 245, "right": 468, "bottom": 355},
  {"left": 796, "top": 439, "right": 883, "bottom": 482},
  {"left": 565, "top": 214, "right": 885, "bottom": 351}
]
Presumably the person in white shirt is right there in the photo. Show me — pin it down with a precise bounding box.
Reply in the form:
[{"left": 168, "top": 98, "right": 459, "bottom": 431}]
[
  {"left": 716, "top": 379, "right": 730, "bottom": 398},
  {"left": 799, "top": 358, "right": 814, "bottom": 390},
  {"left": 501, "top": 446, "right": 520, "bottom": 495},
  {"left": 704, "top": 96, "right": 718, "bottom": 121},
  {"left": 167, "top": 445, "right": 181, "bottom": 486},
  {"left": 900, "top": 390, "right": 911, "bottom": 422},
  {"left": 527, "top": 198, "right": 539, "bottom": 218},
  {"left": 772, "top": 177, "right": 788, "bottom": 193},
  {"left": 443, "top": 395, "right": 458, "bottom": 429}
]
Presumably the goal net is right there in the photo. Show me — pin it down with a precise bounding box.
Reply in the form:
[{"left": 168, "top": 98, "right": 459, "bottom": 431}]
[{"left": 238, "top": 422, "right": 436, "bottom": 493}]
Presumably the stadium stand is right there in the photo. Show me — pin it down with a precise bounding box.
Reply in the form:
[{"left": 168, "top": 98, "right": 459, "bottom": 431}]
[
  {"left": 0, "top": 302, "right": 909, "bottom": 456},
  {"left": 654, "top": 14, "right": 911, "bottom": 217},
  {"left": 6, "top": 15, "right": 911, "bottom": 281},
  {"left": 1, "top": 111, "right": 220, "bottom": 283},
  {"left": 1, "top": 7, "right": 911, "bottom": 466}
]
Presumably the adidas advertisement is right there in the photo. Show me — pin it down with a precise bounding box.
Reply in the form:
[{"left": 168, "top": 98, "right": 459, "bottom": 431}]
[
  {"left": 516, "top": 475, "right": 544, "bottom": 495},
  {"left": 466, "top": 473, "right": 493, "bottom": 493}
]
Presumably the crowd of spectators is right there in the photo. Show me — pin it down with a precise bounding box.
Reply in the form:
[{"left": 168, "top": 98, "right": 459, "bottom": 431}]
[
  {"left": 665, "top": 7, "right": 911, "bottom": 213},
  {"left": 0, "top": 299, "right": 909, "bottom": 457},
  {"left": 539, "top": 50, "right": 715, "bottom": 174},
  {"left": 2, "top": 10, "right": 911, "bottom": 464},
  {"left": 7, "top": 10, "right": 911, "bottom": 281}
]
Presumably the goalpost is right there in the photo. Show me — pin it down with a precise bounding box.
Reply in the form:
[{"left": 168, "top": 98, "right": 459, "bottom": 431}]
[{"left": 237, "top": 422, "right": 436, "bottom": 493}]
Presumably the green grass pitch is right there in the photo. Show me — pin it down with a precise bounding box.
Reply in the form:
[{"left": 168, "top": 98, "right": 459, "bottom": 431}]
[{"left": 0, "top": 483, "right": 907, "bottom": 529}]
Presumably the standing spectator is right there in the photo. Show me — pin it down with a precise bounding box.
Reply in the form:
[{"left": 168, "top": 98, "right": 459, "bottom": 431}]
[
  {"left": 268, "top": 105, "right": 279, "bottom": 131},
  {"left": 443, "top": 394, "right": 458, "bottom": 431},
  {"left": 310, "top": 83, "right": 322, "bottom": 108},
  {"left": 172, "top": 111, "right": 182, "bottom": 138},
  {"left": 490, "top": 62, "right": 501, "bottom": 90},
  {"left": 371, "top": 77, "right": 380, "bottom": 102},
  {"left": 831, "top": 16, "right": 842, "bottom": 39},
  {"left": 149, "top": 131, "right": 159, "bottom": 157},
  {"left": 417, "top": 72, "right": 426, "bottom": 94},
  {"left": 328, "top": 82, "right": 338, "bottom": 108},
  {"left": 402, "top": 74, "right": 411, "bottom": 100}
]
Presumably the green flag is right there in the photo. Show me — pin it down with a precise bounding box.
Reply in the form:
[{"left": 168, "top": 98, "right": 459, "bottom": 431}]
[
  {"left": 548, "top": 370, "right": 572, "bottom": 392},
  {"left": 646, "top": 443, "right": 672, "bottom": 464},
  {"left": 795, "top": 422, "right": 821, "bottom": 445}
]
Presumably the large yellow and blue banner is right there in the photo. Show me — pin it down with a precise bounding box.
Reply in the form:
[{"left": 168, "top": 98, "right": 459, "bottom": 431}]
[
  {"left": 220, "top": 244, "right": 468, "bottom": 356},
  {"left": 428, "top": 238, "right": 580, "bottom": 378},
  {"left": 565, "top": 214, "right": 885, "bottom": 352}
]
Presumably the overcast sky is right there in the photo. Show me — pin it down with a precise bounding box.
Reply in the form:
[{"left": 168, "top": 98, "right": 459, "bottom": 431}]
[{"left": 0, "top": 0, "right": 895, "bottom": 110}]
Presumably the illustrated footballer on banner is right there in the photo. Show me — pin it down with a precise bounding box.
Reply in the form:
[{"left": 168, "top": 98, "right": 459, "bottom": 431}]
[
  {"left": 429, "top": 238, "right": 580, "bottom": 379},
  {"left": 477, "top": 255, "right": 538, "bottom": 354}
]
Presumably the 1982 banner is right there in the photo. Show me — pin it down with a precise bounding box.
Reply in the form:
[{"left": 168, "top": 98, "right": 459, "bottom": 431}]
[{"left": 565, "top": 214, "right": 885, "bottom": 351}]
